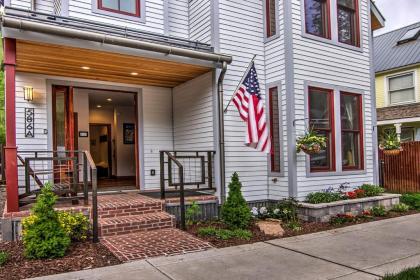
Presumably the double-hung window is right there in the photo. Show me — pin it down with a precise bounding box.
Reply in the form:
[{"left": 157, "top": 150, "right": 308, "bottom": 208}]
[
  {"left": 388, "top": 73, "right": 415, "bottom": 105},
  {"left": 308, "top": 87, "right": 335, "bottom": 172},
  {"left": 98, "top": 0, "right": 140, "bottom": 17},
  {"left": 304, "top": 0, "right": 330, "bottom": 38},
  {"left": 340, "top": 92, "right": 363, "bottom": 170},
  {"left": 337, "top": 0, "right": 359, "bottom": 46},
  {"left": 268, "top": 87, "right": 281, "bottom": 173},
  {"left": 265, "top": 0, "right": 277, "bottom": 38}
]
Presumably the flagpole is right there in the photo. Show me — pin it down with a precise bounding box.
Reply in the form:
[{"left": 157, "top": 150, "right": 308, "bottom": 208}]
[{"left": 223, "top": 54, "right": 257, "bottom": 113}]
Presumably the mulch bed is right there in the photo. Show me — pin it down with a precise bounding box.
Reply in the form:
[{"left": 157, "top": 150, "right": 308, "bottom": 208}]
[
  {"left": 0, "top": 241, "right": 121, "bottom": 280},
  {"left": 188, "top": 210, "right": 420, "bottom": 248}
]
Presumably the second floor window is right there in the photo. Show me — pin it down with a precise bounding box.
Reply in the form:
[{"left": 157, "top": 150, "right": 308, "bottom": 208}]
[
  {"left": 304, "top": 0, "right": 330, "bottom": 39},
  {"left": 337, "top": 0, "right": 359, "bottom": 46},
  {"left": 265, "top": 0, "right": 277, "bottom": 38},
  {"left": 99, "top": 0, "right": 140, "bottom": 17},
  {"left": 269, "top": 86, "right": 281, "bottom": 173},
  {"left": 388, "top": 73, "right": 415, "bottom": 105}
]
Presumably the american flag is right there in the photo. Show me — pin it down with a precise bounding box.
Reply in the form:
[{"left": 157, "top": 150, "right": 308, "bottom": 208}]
[{"left": 232, "top": 63, "right": 271, "bottom": 153}]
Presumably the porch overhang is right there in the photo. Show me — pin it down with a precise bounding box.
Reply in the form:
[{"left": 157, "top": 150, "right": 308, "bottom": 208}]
[
  {"left": 370, "top": 0, "right": 385, "bottom": 31},
  {"left": 1, "top": 7, "right": 232, "bottom": 87}
]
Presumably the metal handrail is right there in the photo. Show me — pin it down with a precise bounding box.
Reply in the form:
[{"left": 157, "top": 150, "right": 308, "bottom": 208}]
[
  {"left": 161, "top": 151, "right": 186, "bottom": 230},
  {"left": 84, "top": 151, "right": 99, "bottom": 243}
]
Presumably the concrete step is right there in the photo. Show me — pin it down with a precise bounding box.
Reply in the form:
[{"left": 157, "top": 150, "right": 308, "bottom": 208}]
[
  {"left": 97, "top": 193, "right": 164, "bottom": 219},
  {"left": 98, "top": 212, "right": 175, "bottom": 237}
]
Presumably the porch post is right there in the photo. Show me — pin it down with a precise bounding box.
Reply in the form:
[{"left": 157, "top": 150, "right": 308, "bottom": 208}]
[{"left": 3, "top": 38, "right": 19, "bottom": 213}]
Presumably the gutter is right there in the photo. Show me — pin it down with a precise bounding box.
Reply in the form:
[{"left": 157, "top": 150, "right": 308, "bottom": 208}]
[
  {"left": 1, "top": 16, "right": 233, "bottom": 66},
  {"left": 217, "top": 62, "right": 228, "bottom": 203}
]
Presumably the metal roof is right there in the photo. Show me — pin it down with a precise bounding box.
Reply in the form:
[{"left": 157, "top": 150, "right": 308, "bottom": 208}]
[{"left": 374, "top": 21, "right": 420, "bottom": 73}]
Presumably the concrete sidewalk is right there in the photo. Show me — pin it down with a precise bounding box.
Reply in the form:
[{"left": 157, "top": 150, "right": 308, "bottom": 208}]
[{"left": 32, "top": 213, "right": 420, "bottom": 280}]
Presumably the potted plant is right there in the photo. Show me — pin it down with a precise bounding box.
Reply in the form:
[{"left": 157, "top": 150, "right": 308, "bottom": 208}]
[
  {"left": 296, "top": 129, "right": 327, "bottom": 155},
  {"left": 379, "top": 130, "right": 402, "bottom": 156}
]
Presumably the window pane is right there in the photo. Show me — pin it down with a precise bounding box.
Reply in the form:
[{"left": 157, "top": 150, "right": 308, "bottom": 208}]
[
  {"left": 120, "top": 0, "right": 137, "bottom": 13},
  {"left": 309, "top": 88, "right": 331, "bottom": 129},
  {"left": 269, "top": 87, "right": 281, "bottom": 172},
  {"left": 55, "top": 91, "right": 66, "bottom": 151},
  {"left": 338, "top": 0, "right": 355, "bottom": 9},
  {"left": 389, "top": 74, "right": 414, "bottom": 91},
  {"left": 337, "top": 7, "right": 356, "bottom": 45},
  {"left": 340, "top": 94, "right": 360, "bottom": 130},
  {"left": 266, "top": 0, "right": 277, "bottom": 37},
  {"left": 342, "top": 132, "right": 360, "bottom": 168},
  {"left": 401, "top": 128, "right": 414, "bottom": 142},
  {"left": 305, "top": 0, "right": 329, "bottom": 38},
  {"left": 102, "top": 0, "right": 118, "bottom": 10},
  {"left": 310, "top": 130, "right": 332, "bottom": 169},
  {"left": 390, "top": 88, "right": 415, "bottom": 104}
]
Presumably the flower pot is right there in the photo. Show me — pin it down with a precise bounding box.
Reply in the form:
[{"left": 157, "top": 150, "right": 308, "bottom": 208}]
[
  {"left": 300, "top": 145, "right": 322, "bottom": 155},
  {"left": 383, "top": 149, "right": 401, "bottom": 156}
]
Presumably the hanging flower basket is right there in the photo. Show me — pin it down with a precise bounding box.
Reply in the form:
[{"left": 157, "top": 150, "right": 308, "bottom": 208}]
[
  {"left": 383, "top": 148, "right": 402, "bottom": 156},
  {"left": 379, "top": 130, "right": 402, "bottom": 156},
  {"left": 296, "top": 130, "right": 327, "bottom": 155},
  {"left": 298, "top": 143, "right": 322, "bottom": 155}
]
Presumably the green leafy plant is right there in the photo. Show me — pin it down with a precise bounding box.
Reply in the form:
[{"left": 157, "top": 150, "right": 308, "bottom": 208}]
[
  {"left": 383, "top": 266, "right": 420, "bottom": 280},
  {"left": 186, "top": 201, "right": 201, "bottom": 226},
  {"left": 296, "top": 129, "right": 327, "bottom": 154},
  {"left": 220, "top": 173, "right": 252, "bottom": 229},
  {"left": 21, "top": 183, "right": 71, "bottom": 259},
  {"left": 330, "top": 213, "right": 358, "bottom": 225},
  {"left": 197, "top": 226, "right": 252, "bottom": 240},
  {"left": 286, "top": 220, "right": 302, "bottom": 232},
  {"left": 391, "top": 203, "right": 410, "bottom": 213},
  {"left": 379, "top": 130, "right": 401, "bottom": 151},
  {"left": 371, "top": 205, "right": 387, "bottom": 217},
  {"left": 359, "top": 184, "right": 385, "bottom": 197},
  {"left": 0, "top": 251, "right": 8, "bottom": 266},
  {"left": 58, "top": 211, "right": 90, "bottom": 241},
  {"left": 306, "top": 191, "right": 343, "bottom": 204},
  {"left": 400, "top": 193, "right": 420, "bottom": 210}
]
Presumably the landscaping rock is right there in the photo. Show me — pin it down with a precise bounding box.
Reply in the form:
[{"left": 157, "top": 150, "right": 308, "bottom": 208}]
[{"left": 256, "top": 219, "right": 285, "bottom": 237}]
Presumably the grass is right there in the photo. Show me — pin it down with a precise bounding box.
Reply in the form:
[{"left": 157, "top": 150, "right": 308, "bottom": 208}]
[
  {"left": 0, "top": 251, "right": 8, "bottom": 266},
  {"left": 382, "top": 266, "right": 420, "bottom": 280},
  {"left": 197, "top": 227, "right": 252, "bottom": 240}
]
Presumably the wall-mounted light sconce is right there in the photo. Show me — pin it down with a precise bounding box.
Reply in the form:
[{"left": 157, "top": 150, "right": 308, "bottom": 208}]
[{"left": 23, "top": 86, "right": 34, "bottom": 102}]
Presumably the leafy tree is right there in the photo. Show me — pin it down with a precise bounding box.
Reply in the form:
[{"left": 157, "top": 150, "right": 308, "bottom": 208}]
[{"left": 220, "top": 172, "right": 252, "bottom": 229}]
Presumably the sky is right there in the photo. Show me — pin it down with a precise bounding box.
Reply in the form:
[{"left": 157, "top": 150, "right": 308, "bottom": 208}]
[{"left": 373, "top": 0, "right": 420, "bottom": 35}]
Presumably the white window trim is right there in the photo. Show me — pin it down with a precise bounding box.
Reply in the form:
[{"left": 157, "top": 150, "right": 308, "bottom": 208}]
[
  {"left": 263, "top": 0, "right": 280, "bottom": 42},
  {"left": 300, "top": 0, "right": 363, "bottom": 52},
  {"left": 91, "top": 0, "right": 146, "bottom": 23},
  {"left": 385, "top": 70, "right": 417, "bottom": 107},
  {"left": 303, "top": 81, "right": 367, "bottom": 177}
]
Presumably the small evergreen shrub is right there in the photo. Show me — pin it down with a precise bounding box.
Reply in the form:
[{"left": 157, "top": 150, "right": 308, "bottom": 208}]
[
  {"left": 22, "top": 183, "right": 71, "bottom": 259},
  {"left": 371, "top": 205, "right": 387, "bottom": 217},
  {"left": 58, "top": 211, "right": 90, "bottom": 241},
  {"left": 186, "top": 201, "right": 201, "bottom": 226},
  {"left": 197, "top": 226, "right": 252, "bottom": 240},
  {"left": 359, "top": 184, "right": 384, "bottom": 197},
  {"left": 220, "top": 173, "right": 252, "bottom": 229},
  {"left": 400, "top": 193, "right": 420, "bottom": 210},
  {"left": 391, "top": 203, "right": 410, "bottom": 213},
  {"left": 0, "top": 251, "right": 8, "bottom": 266}
]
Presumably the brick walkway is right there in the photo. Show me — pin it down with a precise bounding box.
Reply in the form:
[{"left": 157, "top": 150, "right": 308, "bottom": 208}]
[
  {"left": 101, "top": 228, "right": 212, "bottom": 262},
  {"left": 96, "top": 193, "right": 212, "bottom": 262}
]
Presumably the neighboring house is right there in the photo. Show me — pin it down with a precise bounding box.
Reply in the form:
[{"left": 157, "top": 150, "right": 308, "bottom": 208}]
[
  {"left": 1, "top": 0, "right": 384, "bottom": 214},
  {"left": 374, "top": 22, "right": 420, "bottom": 142}
]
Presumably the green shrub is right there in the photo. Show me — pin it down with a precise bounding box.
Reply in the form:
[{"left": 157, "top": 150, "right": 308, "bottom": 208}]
[
  {"left": 400, "top": 193, "right": 420, "bottom": 210},
  {"left": 22, "top": 183, "right": 71, "bottom": 259},
  {"left": 0, "top": 251, "right": 8, "bottom": 266},
  {"left": 197, "top": 226, "right": 252, "bottom": 240},
  {"left": 306, "top": 191, "right": 343, "bottom": 204},
  {"left": 186, "top": 201, "right": 201, "bottom": 226},
  {"left": 271, "top": 198, "right": 299, "bottom": 223},
  {"left": 391, "top": 203, "right": 410, "bottom": 213},
  {"left": 220, "top": 173, "right": 252, "bottom": 229},
  {"left": 58, "top": 211, "right": 90, "bottom": 241},
  {"left": 371, "top": 205, "right": 387, "bottom": 217},
  {"left": 286, "top": 220, "right": 302, "bottom": 232},
  {"left": 359, "top": 184, "right": 384, "bottom": 197},
  {"left": 383, "top": 266, "right": 420, "bottom": 280}
]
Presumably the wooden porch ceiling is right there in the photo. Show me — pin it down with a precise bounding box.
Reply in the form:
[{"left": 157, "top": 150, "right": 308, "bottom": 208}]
[{"left": 15, "top": 40, "right": 212, "bottom": 88}]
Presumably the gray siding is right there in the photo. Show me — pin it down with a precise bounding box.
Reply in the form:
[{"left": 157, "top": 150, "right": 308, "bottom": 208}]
[{"left": 189, "top": 0, "right": 212, "bottom": 43}]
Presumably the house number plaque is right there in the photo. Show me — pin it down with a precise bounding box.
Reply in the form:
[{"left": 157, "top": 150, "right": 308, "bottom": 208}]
[{"left": 25, "top": 108, "right": 35, "bottom": 138}]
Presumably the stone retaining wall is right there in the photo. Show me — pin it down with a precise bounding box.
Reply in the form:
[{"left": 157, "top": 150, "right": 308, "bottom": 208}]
[{"left": 298, "top": 193, "right": 401, "bottom": 222}]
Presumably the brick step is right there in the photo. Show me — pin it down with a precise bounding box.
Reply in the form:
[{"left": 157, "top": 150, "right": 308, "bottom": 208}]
[
  {"left": 97, "top": 193, "right": 164, "bottom": 219},
  {"left": 98, "top": 212, "right": 175, "bottom": 237}
]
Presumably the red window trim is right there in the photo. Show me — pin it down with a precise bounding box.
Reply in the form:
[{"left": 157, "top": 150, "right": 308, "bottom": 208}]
[
  {"left": 337, "top": 0, "right": 360, "bottom": 47},
  {"left": 304, "top": 0, "right": 331, "bottom": 39},
  {"left": 269, "top": 87, "right": 280, "bottom": 173},
  {"left": 308, "top": 86, "right": 336, "bottom": 172},
  {"left": 265, "top": 0, "right": 276, "bottom": 38},
  {"left": 98, "top": 0, "right": 141, "bottom": 17},
  {"left": 340, "top": 91, "right": 364, "bottom": 171}
]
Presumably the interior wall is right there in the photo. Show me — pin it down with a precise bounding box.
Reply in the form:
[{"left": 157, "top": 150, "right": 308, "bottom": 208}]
[{"left": 115, "top": 106, "right": 136, "bottom": 177}]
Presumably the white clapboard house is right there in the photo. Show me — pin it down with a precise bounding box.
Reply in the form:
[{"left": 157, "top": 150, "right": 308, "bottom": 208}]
[{"left": 1, "top": 0, "right": 385, "bottom": 215}]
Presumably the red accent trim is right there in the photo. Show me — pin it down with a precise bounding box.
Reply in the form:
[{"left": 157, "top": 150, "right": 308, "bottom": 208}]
[
  {"left": 268, "top": 87, "right": 280, "bottom": 173},
  {"left": 337, "top": 0, "right": 360, "bottom": 47},
  {"left": 308, "top": 86, "right": 336, "bottom": 172},
  {"left": 4, "top": 38, "right": 19, "bottom": 212},
  {"left": 265, "top": 0, "right": 272, "bottom": 38},
  {"left": 98, "top": 0, "right": 141, "bottom": 17},
  {"left": 341, "top": 92, "right": 364, "bottom": 171},
  {"left": 304, "top": 0, "right": 331, "bottom": 39}
]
